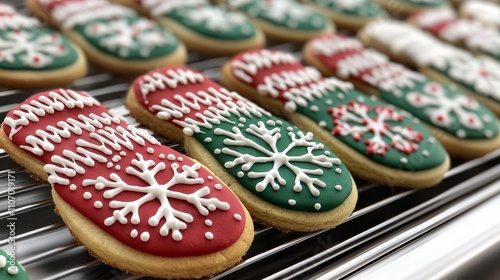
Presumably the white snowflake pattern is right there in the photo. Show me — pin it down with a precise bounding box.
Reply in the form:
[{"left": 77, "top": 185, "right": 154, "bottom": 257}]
[
  {"left": 445, "top": 57, "right": 500, "bottom": 101},
  {"left": 86, "top": 18, "right": 173, "bottom": 58},
  {"left": 181, "top": 6, "right": 248, "bottom": 32},
  {"left": 406, "top": 82, "right": 483, "bottom": 136},
  {"left": 82, "top": 153, "right": 229, "bottom": 241},
  {"left": 214, "top": 121, "right": 339, "bottom": 197},
  {"left": 316, "top": 0, "right": 365, "bottom": 10},
  {"left": 256, "top": 0, "right": 314, "bottom": 27},
  {"left": 330, "top": 101, "right": 423, "bottom": 155},
  {"left": 0, "top": 30, "right": 67, "bottom": 68}
]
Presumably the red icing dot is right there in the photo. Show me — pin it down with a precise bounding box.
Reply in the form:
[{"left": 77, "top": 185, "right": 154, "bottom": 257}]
[
  {"left": 59, "top": 45, "right": 66, "bottom": 51},
  {"left": 33, "top": 56, "right": 40, "bottom": 63},
  {"left": 479, "top": 69, "right": 488, "bottom": 77},
  {"left": 437, "top": 115, "right": 444, "bottom": 121}
]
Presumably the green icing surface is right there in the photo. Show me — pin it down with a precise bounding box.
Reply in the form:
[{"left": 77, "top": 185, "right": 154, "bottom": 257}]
[
  {"left": 160, "top": 4, "right": 257, "bottom": 40},
  {"left": 379, "top": 78, "right": 500, "bottom": 140},
  {"left": 233, "top": 0, "right": 329, "bottom": 31},
  {"left": 400, "top": 0, "right": 446, "bottom": 7},
  {"left": 72, "top": 15, "right": 179, "bottom": 59},
  {"left": 193, "top": 112, "right": 353, "bottom": 212},
  {"left": 310, "top": 0, "right": 387, "bottom": 18},
  {"left": 294, "top": 88, "right": 447, "bottom": 171},
  {"left": 0, "top": 27, "right": 78, "bottom": 70},
  {"left": 0, "top": 249, "right": 29, "bottom": 280}
]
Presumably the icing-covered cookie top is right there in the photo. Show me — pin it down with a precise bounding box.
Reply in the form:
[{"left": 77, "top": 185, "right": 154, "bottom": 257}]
[
  {"left": 461, "top": 0, "right": 500, "bottom": 27},
  {"left": 413, "top": 8, "right": 500, "bottom": 60},
  {"left": 399, "top": 0, "right": 447, "bottom": 7},
  {"left": 307, "top": 34, "right": 500, "bottom": 140},
  {"left": 0, "top": 249, "right": 29, "bottom": 280},
  {"left": 3, "top": 89, "right": 246, "bottom": 257},
  {"left": 364, "top": 20, "right": 500, "bottom": 105},
  {"left": 133, "top": 66, "right": 353, "bottom": 212},
  {"left": 228, "top": 49, "right": 447, "bottom": 171},
  {"left": 36, "top": 0, "right": 180, "bottom": 59},
  {"left": 0, "top": 3, "right": 78, "bottom": 70},
  {"left": 306, "top": 0, "right": 387, "bottom": 18},
  {"left": 227, "top": 0, "right": 330, "bottom": 31},
  {"left": 137, "top": 0, "right": 258, "bottom": 40}
]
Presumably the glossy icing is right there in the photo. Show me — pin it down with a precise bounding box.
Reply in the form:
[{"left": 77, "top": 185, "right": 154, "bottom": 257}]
[
  {"left": 0, "top": 3, "right": 77, "bottom": 70},
  {"left": 0, "top": 249, "right": 29, "bottom": 280},
  {"left": 228, "top": 0, "right": 329, "bottom": 31},
  {"left": 36, "top": 0, "right": 180, "bottom": 59},
  {"left": 229, "top": 49, "right": 447, "bottom": 170},
  {"left": 138, "top": 0, "right": 258, "bottom": 40},
  {"left": 414, "top": 9, "right": 500, "bottom": 60},
  {"left": 399, "top": 0, "right": 446, "bottom": 7},
  {"left": 306, "top": 0, "right": 386, "bottom": 18},
  {"left": 308, "top": 34, "right": 499, "bottom": 140},
  {"left": 364, "top": 20, "right": 500, "bottom": 104},
  {"left": 133, "top": 66, "right": 353, "bottom": 212},
  {"left": 3, "top": 89, "right": 246, "bottom": 257}
]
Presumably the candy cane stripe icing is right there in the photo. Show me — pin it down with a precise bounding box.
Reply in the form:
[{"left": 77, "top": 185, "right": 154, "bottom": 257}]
[
  {"left": 364, "top": 20, "right": 500, "bottom": 107},
  {"left": 307, "top": 34, "right": 499, "bottom": 140},
  {"left": 228, "top": 49, "right": 448, "bottom": 172},
  {"left": 132, "top": 66, "right": 354, "bottom": 216},
  {"left": 2, "top": 89, "right": 247, "bottom": 258}
]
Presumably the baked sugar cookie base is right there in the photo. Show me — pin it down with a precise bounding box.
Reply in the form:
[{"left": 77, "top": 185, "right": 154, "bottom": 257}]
[
  {"left": 26, "top": 0, "right": 188, "bottom": 76},
  {"left": 220, "top": 62, "right": 450, "bottom": 188},
  {"left": 125, "top": 90, "right": 357, "bottom": 232},
  {"left": 0, "top": 126, "right": 254, "bottom": 279}
]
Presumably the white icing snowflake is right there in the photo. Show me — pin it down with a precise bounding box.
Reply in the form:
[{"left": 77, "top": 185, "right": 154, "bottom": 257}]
[
  {"left": 86, "top": 18, "right": 173, "bottom": 58},
  {"left": 255, "top": 0, "right": 314, "bottom": 27},
  {"left": 445, "top": 57, "right": 500, "bottom": 101},
  {"left": 82, "top": 153, "right": 229, "bottom": 241},
  {"left": 406, "top": 82, "right": 484, "bottom": 137},
  {"left": 0, "top": 30, "right": 67, "bottom": 68},
  {"left": 181, "top": 6, "right": 248, "bottom": 32},
  {"left": 330, "top": 101, "right": 422, "bottom": 156},
  {"left": 214, "top": 121, "right": 340, "bottom": 196},
  {"left": 315, "top": 0, "right": 365, "bottom": 9}
]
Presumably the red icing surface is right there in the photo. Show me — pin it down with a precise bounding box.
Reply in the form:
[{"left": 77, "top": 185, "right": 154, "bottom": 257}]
[
  {"left": 414, "top": 12, "right": 456, "bottom": 36},
  {"left": 3, "top": 90, "right": 246, "bottom": 257}
]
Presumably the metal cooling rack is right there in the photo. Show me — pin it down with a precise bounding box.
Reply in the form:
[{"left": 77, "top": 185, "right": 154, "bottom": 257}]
[{"left": 3, "top": 1, "right": 500, "bottom": 279}]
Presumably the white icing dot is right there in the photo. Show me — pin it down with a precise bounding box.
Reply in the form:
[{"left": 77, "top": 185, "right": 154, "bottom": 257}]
[
  {"left": 370, "top": 95, "right": 377, "bottom": 101},
  {"left": 214, "top": 149, "right": 221, "bottom": 154},
  {"left": 120, "top": 151, "right": 126, "bottom": 156},
  {"left": 483, "top": 115, "right": 492, "bottom": 123},
  {"left": 326, "top": 99, "right": 333, "bottom": 105},
  {"left": 357, "top": 96, "right": 365, "bottom": 102},
  {"left": 94, "top": 201, "right": 103, "bottom": 208},
  {"left": 112, "top": 155, "right": 121, "bottom": 162},
  {"left": 485, "top": 130, "right": 494, "bottom": 138},
  {"left": 288, "top": 199, "right": 296, "bottom": 206},
  {"left": 115, "top": 165, "right": 121, "bottom": 171},
  {"left": 314, "top": 203, "right": 321, "bottom": 210},
  {"left": 284, "top": 101, "right": 297, "bottom": 112},
  {"left": 456, "top": 129, "right": 466, "bottom": 138},
  {"left": 310, "top": 105, "right": 319, "bottom": 112},
  {"left": 238, "top": 123, "right": 245, "bottom": 128},
  {"left": 267, "top": 120, "right": 276, "bottom": 126},
  {"left": 7, "top": 265, "right": 18, "bottom": 275},
  {"left": 106, "top": 162, "right": 113, "bottom": 168},
  {"left": 183, "top": 127, "right": 194, "bottom": 136},
  {"left": 287, "top": 127, "right": 294, "bottom": 132},
  {"left": 400, "top": 157, "right": 408, "bottom": 164},
  {"left": 234, "top": 214, "right": 242, "bottom": 221},
  {"left": 140, "top": 231, "right": 150, "bottom": 242},
  {"left": 422, "top": 150, "right": 429, "bottom": 157},
  {"left": 130, "top": 229, "right": 138, "bottom": 238},
  {"left": 335, "top": 185, "right": 342, "bottom": 191},
  {"left": 83, "top": 192, "right": 92, "bottom": 200},
  {"left": 159, "top": 153, "right": 166, "bottom": 159},
  {"left": 205, "top": 219, "right": 212, "bottom": 226},
  {"left": 319, "top": 121, "right": 327, "bottom": 127},
  {"left": 324, "top": 151, "right": 331, "bottom": 156},
  {"left": 204, "top": 137, "right": 212, "bottom": 143},
  {"left": 239, "top": 117, "right": 246, "bottom": 123},
  {"left": 215, "top": 184, "right": 222, "bottom": 190},
  {"left": 177, "top": 157, "right": 183, "bottom": 162},
  {"left": 208, "top": 175, "right": 214, "bottom": 180},
  {"left": 276, "top": 120, "right": 283, "bottom": 125},
  {"left": 335, "top": 168, "right": 342, "bottom": 174},
  {"left": 237, "top": 171, "right": 244, "bottom": 178},
  {"left": 337, "top": 93, "right": 345, "bottom": 99},
  {"left": 147, "top": 147, "right": 155, "bottom": 154},
  {"left": 70, "top": 184, "right": 77, "bottom": 191},
  {"left": 205, "top": 232, "right": 214, "bottom": 240},
  {"left": 429, "top": 137, "right": 436, "bottom": 143},
  {"left": 0, "top": 255, "right": 6, "bottom": 268},
  {"left": 167, "top": 154, "right": 176, "bottom": 160}
]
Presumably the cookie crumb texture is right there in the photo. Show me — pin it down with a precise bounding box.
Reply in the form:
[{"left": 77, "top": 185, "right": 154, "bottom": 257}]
[{"left": 1, "top": 89, "right": 250, "bottom": 278}]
